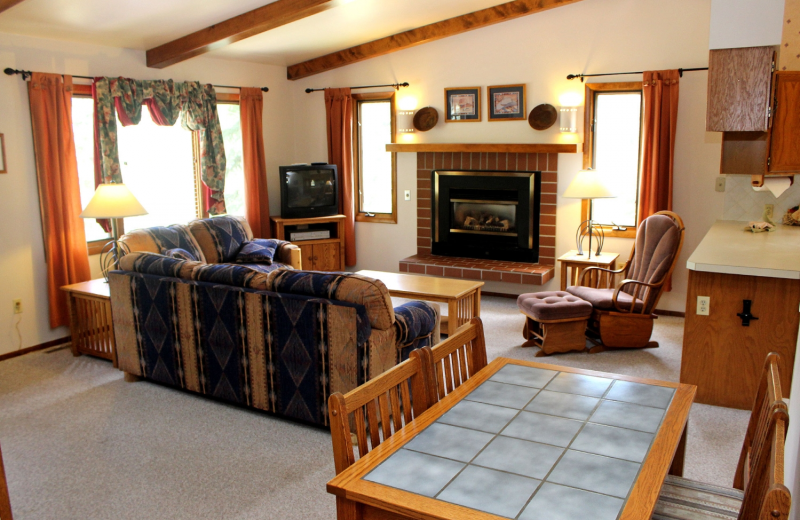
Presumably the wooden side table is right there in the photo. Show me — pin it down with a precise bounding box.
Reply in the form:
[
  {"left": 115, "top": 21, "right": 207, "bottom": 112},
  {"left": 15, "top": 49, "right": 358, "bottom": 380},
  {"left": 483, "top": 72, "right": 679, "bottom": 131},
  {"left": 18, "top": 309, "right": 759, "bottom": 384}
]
[
  {"left": 61, "top": 279, "right": 116, "bottom": 366},
  {"left": 271, "top": 214, "right": 346, "bottom": 272},
  {"left": 557, "top": 250, "right": 619, "bottom": 290},
  {"left": 355, "top": 270, "right": 483, "bottom": 337}
]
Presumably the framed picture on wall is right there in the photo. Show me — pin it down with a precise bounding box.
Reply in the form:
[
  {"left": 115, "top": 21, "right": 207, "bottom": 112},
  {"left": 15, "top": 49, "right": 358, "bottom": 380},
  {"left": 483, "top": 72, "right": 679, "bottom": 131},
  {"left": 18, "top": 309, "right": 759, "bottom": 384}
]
[
  {"left": 0, "top": 134, "right": 6, "bottom": 174},
  {"left": 488, "top": 84, "right": 526, "bottom": 121},
  {"left": 444, "top": 87, "right": 481, "bottom": 122}
]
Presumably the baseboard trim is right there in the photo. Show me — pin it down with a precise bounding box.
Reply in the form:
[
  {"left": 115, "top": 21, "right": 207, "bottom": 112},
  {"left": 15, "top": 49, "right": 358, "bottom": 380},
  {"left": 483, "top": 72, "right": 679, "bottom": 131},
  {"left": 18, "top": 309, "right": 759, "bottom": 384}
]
[
  {"left": 0, "top": 336, "right": 71, "bottom": 362},
  {"left": 654, "top": 309, "right": 685, "bottom": 318}
]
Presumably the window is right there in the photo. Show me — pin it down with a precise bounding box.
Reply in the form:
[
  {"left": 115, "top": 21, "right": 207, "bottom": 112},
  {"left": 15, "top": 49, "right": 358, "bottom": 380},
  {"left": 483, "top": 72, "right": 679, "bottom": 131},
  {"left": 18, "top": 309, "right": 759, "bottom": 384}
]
[
  {"left": 583, "top": 82, "right": 643, "bottom": 238},
  {"left": 71, "top": 90, "right": 245, "bottom": 251},
  {"left": 353, "top": 92, "right": 396, "bottom": 223}
]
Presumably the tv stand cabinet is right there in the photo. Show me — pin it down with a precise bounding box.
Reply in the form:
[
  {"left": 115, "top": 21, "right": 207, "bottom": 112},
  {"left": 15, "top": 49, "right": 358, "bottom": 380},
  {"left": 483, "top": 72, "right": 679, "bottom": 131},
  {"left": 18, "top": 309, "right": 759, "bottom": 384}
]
[{"left": 271, "top": 215, "right": 346, "bottom": 272}]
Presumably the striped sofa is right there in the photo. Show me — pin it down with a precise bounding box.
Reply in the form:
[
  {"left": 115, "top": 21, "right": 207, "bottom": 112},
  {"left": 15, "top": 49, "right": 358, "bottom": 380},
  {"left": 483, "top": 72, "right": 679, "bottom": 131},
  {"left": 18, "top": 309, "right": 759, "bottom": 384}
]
[{"left": 108, "top": 253, "right": 440, "bottom": 427}]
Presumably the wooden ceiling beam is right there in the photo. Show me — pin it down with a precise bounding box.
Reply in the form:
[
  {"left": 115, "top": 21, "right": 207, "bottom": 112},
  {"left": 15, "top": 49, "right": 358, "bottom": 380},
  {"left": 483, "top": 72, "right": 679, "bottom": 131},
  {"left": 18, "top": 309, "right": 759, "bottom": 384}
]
[
  {"left": 146, "top": 0, "right": 344, "bottom": 69},
  {"left": 0, "top": 0, "right": 27, "bottom": 15},
  {"left": 287, "top": 0, "right": 584, "bottom": 80}
]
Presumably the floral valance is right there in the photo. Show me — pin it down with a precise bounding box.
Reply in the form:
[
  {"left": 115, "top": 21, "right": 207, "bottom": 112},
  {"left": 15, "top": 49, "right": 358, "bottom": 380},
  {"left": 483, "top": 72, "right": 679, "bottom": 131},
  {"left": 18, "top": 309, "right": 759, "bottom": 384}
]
[{"left": 93, "top": 77, "right": 227, "bottom": 215}]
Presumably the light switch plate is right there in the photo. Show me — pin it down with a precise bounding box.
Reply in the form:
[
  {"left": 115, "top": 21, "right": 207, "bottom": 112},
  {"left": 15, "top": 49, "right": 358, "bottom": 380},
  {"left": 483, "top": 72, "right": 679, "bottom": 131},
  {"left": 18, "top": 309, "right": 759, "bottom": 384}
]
[
  {"left": 404, "top": 190, "right": 411, "bottom": 201},
  {"left": 697, "top": 296, "right": 710, "bottom": 316},
  {"left": 715, "top": 177, "right": 726, "bottom": 192}
]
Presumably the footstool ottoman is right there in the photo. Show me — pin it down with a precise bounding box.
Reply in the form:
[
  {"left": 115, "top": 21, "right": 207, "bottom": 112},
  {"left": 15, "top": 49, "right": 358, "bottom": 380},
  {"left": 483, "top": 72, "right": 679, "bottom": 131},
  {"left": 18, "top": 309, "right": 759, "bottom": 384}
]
[{"left": 517, "top": 291, "right": 593, "bottom": 356}]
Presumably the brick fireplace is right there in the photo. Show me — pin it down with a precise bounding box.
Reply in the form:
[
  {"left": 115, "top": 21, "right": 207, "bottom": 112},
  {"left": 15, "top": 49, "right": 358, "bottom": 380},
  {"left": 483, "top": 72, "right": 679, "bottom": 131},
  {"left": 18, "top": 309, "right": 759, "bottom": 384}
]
[{"left": 400, "top": 151, "right": 558, "bottom": 285}]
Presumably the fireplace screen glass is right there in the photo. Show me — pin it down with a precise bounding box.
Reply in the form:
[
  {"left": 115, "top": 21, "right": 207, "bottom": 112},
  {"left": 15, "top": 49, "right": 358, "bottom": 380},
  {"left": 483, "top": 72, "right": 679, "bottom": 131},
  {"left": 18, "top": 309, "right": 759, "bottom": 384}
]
[{"left": 451, "top": 201, "right": 517, "bottom": 235}]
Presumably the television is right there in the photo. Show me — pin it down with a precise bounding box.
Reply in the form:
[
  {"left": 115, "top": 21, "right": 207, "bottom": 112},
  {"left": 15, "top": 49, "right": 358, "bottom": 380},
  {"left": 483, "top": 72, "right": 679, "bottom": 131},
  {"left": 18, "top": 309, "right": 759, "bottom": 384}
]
[{"left": 279, "top": 164, "right": 339, "bottom": 219}]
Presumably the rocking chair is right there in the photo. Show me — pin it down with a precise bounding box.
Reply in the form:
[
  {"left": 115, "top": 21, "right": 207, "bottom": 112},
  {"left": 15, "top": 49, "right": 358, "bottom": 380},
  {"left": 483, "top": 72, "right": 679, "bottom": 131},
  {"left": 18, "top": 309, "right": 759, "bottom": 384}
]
[{"left": 566, "top": 211, "right": 685, "bottom": 351}]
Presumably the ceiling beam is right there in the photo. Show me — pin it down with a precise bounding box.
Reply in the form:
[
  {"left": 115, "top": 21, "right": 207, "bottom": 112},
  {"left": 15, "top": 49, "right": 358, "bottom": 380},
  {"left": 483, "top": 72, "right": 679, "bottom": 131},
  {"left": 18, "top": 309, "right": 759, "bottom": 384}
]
[
  {"left": 287, "top": 0, "right": 584, "bottom": 80},
  {"left": 0, "top": 0, "right": 27, "bottom": 14},
  {"left": 146, "top": 0, "right": 344, "bottom": 69}
]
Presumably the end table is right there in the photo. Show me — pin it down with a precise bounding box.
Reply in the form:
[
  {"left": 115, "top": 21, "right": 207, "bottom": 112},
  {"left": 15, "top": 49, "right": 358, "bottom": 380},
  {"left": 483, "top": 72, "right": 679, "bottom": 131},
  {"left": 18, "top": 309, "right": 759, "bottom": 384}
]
[
  {"left": 61, "top": 279, "right": 116, "bottom": 366},
  {"left": 557, "top": 250, "right": 619, "bottom": 291}
]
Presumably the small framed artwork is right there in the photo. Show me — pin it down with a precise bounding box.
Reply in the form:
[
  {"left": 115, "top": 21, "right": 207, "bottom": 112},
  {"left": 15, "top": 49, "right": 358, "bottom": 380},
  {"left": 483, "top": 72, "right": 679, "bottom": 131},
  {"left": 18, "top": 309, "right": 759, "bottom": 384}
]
[
  {"left": 0, "top": 134, "right": 6, "bottom": 174},
  {"left": 444, "top": 87, "right": 481, "bottom": 122},
  {"left": 488, "top": 84, "right": 526, "bottom": 121}
]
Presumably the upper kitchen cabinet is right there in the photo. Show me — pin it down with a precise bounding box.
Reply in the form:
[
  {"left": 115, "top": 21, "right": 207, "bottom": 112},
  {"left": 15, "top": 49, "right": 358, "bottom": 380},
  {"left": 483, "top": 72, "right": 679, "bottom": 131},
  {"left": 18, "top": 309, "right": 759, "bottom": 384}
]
[
  {"left": 768, "top": 72, "right": 800, "bottom": 173},
  {"left": 706, "top": 46, "right": 775, "bottom": 131}
]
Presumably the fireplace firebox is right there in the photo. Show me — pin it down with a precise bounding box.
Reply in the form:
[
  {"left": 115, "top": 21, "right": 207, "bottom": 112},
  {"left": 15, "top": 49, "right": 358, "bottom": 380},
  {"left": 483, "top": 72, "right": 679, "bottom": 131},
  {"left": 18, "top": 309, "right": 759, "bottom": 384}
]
[{"left": 432, "top": 170, "right": 541, "bottom": 262}]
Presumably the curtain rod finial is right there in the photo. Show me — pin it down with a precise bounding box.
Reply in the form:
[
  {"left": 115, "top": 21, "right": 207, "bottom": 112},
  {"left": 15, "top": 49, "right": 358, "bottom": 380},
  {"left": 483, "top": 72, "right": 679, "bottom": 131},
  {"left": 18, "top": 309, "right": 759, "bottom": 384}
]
[
  {"left": 3, "top": 67, "right": 15, "bottom": 76},
  {"left": 260, "top": 87, "right": 269, "bottom": 92}
]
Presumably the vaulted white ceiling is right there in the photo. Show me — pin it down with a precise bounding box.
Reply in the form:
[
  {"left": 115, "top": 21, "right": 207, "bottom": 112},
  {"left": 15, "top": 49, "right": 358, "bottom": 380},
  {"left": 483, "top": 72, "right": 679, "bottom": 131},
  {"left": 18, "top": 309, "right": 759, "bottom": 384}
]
[{"left": 0, "top": 0, "right": 512, "bottom": 66}]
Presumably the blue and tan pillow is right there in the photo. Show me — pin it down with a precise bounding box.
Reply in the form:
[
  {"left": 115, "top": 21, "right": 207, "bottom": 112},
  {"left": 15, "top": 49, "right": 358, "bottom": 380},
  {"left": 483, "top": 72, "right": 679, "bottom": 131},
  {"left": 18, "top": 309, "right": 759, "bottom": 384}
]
[{"left": 234, "top": 239, "right": 290, "bottom": 265}]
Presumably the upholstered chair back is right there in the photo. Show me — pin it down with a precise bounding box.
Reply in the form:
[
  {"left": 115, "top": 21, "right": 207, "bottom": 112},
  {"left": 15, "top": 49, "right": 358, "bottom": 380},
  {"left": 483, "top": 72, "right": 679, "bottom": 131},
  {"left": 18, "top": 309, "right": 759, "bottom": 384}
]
[
  {"left": 624, "top": 212, "right": 683, "bottom": 311},
  {"left": 118, "top": 224, "right": 206, "bottom": 263},
  {"left": 188, "top": 215, "right": 254, "bottom": 264}
]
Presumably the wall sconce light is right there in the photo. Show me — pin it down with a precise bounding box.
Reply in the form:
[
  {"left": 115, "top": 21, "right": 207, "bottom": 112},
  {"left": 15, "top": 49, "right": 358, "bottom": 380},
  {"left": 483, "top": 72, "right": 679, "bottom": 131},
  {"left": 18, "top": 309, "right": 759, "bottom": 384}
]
[
  {"left": 559, "top": 106, "right": 578, "bottom": 133},
  {"left": 397, "top": 97, "right": 417, "bottom": 134}
]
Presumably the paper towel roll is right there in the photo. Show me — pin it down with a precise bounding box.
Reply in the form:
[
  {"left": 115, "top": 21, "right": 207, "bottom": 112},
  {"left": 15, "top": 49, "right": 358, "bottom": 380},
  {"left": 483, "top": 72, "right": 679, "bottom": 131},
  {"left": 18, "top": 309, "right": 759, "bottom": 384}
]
[{"left": 752, "top": 177, "right": 793, "bottom": 197}]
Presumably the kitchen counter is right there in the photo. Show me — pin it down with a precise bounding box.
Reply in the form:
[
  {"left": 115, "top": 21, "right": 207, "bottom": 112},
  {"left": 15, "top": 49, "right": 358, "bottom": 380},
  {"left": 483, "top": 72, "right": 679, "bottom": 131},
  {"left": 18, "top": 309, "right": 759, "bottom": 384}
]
[{"left": 687, "top": 220, "right": 800, "bottom": 279}]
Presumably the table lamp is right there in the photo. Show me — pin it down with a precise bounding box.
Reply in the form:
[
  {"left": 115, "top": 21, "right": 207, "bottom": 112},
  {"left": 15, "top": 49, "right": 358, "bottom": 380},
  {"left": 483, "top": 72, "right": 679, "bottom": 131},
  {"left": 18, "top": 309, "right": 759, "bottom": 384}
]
[
  {"left": 562, "top": 169, "right": 615, "bottom": 258},
  {"left": 80, "top": 183, "right": 147, "bottom": 281}
]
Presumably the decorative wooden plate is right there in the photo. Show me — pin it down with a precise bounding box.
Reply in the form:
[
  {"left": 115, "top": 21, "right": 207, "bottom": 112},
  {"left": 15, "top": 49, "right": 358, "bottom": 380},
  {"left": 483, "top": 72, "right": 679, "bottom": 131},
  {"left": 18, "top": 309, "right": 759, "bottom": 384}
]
[
  {"left": 528, "top": 104, "right": 557, "bottom": 130},
  {"left": 413, "top": 107, "right": 439, "bottom": 132}
]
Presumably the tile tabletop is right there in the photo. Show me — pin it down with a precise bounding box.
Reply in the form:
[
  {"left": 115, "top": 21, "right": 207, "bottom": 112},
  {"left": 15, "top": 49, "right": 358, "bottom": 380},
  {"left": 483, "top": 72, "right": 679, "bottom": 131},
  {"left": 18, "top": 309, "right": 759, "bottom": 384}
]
[{"left": 362, "top": 364, "right": 676, "bottom": 520}]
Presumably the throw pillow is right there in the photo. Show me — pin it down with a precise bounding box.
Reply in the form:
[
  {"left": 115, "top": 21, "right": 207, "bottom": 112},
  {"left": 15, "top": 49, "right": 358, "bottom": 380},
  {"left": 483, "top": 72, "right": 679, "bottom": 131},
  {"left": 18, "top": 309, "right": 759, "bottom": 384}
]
[
  {"left": 161, "top": 248, "right": 197, "bottom": 262},
  {"left": 234, "top": 239, "right": 289, "bottom": 265}
]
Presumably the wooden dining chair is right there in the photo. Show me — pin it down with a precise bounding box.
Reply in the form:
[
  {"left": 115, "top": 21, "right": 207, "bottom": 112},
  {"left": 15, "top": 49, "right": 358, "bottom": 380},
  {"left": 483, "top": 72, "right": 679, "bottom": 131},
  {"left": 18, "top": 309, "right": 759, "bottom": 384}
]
[
  {"left": 653, "top": 353, "right": 790, "bottom": 520},
  {"left": 427, "top": 318, "right": 488, "bottom": 402},
  {"left": 328, "top": 347, "right": 435, "bottom": 475},
  {"left": 0, "top": 442, "right": 13, "bottom": 520}
]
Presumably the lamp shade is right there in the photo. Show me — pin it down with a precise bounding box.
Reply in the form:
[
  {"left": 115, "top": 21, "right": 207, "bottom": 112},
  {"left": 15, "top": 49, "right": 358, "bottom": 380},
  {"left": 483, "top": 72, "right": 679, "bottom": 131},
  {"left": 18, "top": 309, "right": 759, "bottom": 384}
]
[
  {"left": 562, "top": 169, "right": 616, "bottom": 200},
  {"left": 79, "top": 183, "right": 148, "bottom": 219}
]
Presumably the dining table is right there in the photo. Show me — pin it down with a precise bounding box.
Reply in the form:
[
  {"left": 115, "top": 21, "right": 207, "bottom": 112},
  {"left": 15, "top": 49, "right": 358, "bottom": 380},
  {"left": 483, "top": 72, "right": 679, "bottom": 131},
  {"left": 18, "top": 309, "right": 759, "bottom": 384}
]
[{"left": 327, "top": 357, "right": 696, "bottom": 520}]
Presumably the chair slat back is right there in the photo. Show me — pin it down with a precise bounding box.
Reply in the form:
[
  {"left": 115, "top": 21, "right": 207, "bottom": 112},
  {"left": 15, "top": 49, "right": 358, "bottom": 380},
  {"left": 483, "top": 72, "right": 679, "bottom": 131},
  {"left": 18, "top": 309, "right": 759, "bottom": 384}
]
[
  {"left": 328, "top": 348, "right": 434, "bottom": 475},
  {"left": 0, "top": 442, "right": 13, "bottom": 520},
  {"left": 428, "top": 318, "right": 488, "bottom": 402},
  {"left": 734, "top": 353, "right": 791, "bottom": 520}
]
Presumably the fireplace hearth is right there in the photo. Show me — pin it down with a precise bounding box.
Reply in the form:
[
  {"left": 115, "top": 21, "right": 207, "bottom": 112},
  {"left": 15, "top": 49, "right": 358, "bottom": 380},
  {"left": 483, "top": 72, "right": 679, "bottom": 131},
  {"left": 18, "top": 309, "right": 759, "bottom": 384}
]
[{"left": 432, "top": 170, "right": 541, "bottom": 262}]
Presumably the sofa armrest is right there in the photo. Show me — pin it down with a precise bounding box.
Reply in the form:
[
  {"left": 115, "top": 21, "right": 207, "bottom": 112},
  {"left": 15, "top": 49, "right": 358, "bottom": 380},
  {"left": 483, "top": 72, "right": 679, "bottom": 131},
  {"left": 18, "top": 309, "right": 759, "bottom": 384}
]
[
  {"left": 278, "top": 243, "right": 303, "bottom": 269},
  {"left": 394, "top": 301, "right": 441, "bottom": 347}
]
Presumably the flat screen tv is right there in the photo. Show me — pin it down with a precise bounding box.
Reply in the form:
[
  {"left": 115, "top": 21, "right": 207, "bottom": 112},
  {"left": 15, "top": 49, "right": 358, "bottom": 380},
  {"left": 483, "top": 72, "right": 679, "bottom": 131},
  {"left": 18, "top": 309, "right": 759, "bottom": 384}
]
[{"left": 279, "top": 164, "right": 339, "bottom": 219}]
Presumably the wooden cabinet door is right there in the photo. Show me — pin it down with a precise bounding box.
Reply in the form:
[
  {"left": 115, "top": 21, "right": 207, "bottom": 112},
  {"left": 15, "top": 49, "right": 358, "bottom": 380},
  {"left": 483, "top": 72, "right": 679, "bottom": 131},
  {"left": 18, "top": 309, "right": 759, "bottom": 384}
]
[
  {"left": 312, "top": 243, "right": 340, "bottom": 272},
  {"left": 707, "top": 46, "right": 774, "bottom": 132},
  {"left": 768, "top": 72, "right": 800, "bottom": 173},
  {"left": 298, "top": 244, "right": 315, "bottom": 270}
]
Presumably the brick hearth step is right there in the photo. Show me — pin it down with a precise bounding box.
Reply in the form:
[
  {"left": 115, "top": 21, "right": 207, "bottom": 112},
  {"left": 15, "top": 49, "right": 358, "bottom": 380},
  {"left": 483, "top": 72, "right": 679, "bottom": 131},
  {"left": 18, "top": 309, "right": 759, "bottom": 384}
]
[{"left": 399, "top": 254, "right": 555, "bottom": 285}]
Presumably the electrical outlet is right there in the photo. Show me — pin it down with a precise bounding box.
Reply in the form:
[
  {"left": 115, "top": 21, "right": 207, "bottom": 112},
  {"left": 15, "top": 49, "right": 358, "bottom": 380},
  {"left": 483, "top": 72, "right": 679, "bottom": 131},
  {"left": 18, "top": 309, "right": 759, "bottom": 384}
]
[
  {"left": 697, "top": 296, "right": 710, "bottom": 316},
  {"left": 404, "top": 190, "right": 411, "bottom": 201},
  {"left": 12, "top": 299, "right": 22, "bottom": 314},
  {"left": 715, "top": 177, "right": 726, "bottom": 192},
  {"left": 765, "top": 204, "right": 774, "bottom": 220}
]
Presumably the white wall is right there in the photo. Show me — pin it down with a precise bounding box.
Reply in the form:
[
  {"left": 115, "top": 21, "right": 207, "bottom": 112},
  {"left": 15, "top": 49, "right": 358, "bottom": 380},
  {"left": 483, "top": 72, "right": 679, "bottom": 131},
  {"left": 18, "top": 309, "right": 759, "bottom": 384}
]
[
  {"left": 287, "top": 0, "right": 723, "bottom": 311},
  {"left": 0, "top": 32, "right": 294, "bottom": 356},
  {"left": 709, "top": 0, "right": 785, "bottom": 49}
]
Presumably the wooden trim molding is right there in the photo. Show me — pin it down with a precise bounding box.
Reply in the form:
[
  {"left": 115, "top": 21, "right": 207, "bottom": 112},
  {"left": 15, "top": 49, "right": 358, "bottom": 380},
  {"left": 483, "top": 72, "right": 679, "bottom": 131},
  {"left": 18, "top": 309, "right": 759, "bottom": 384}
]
[
  {"left": 353, "top": 92, "right": 397, "bottom": 224},
  {"left": 387, "top": 143, "right": 577, "bottom": 153},
  {"left": 0, "top": 0, "right": 26, "bottom": 14},
  {"left": 287, "top": 0, "right": 585, "bottom": 80},
  {"left": 0, "top": 336, "right": 71, "bottom": 362},
  {"left": 146, "top": 0, "right": 345, "bottom": 68}
]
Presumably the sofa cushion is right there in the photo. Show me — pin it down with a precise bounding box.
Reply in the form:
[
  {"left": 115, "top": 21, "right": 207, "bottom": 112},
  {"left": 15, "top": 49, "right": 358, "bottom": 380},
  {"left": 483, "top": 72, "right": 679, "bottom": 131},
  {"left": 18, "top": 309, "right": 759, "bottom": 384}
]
[
  {"left": 566, "top": 286, "right": 645, "bottom": 313},
  {"left": 234, "top": 239, "right": 291, "bottom": 265},
  {"left": 237, "top": 263, "right": 291, "bottom": 274},
  {"left": 191, "top": 263, "right": 269, "bottom": 291},
  {"left": 266, "top": 270, "right": 395, "bottom": 330},
  {"left": 162, "top": 247, "right": 197, "bottom": 262},
  {"left": 119, "top": 224, "right": 206, "bottom": 263},
  {"left": 517, "top": 291, "right": 593, "bottom": 321},
  {"left": 118, "top": 251, "right": 200, "bottom": 279},
  {"left": 188, "top": 215, "right": 253, "bottom": 264}
]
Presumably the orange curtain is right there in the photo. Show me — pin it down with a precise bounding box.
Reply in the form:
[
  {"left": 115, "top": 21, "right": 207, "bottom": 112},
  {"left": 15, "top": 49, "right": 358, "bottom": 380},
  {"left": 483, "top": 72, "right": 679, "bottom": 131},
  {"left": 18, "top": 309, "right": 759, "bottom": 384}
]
[
  {"left": 28, "top": 73, "right": 92, "bottom": 328},
  {"left": 325, "top": 88, "right": 356, "bottom": 267},
  {"left": 240, "top": 88, "right": 271, "bottom": 238},
  {"left": 638, "top": 70, "right": 679, "bottom": 222}
]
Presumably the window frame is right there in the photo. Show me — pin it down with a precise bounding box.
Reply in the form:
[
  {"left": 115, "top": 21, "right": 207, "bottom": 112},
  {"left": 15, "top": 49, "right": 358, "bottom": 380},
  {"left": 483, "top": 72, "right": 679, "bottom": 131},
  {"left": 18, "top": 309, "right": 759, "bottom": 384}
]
[
  {"left": 352, "top": 91, "right": 397, "bottom": 224},
  {"left": 72, "top": 85, "right": 241, "bottom": 251},
  {"left": 581, "top": 82, "right": 644, "bottom": 239}
]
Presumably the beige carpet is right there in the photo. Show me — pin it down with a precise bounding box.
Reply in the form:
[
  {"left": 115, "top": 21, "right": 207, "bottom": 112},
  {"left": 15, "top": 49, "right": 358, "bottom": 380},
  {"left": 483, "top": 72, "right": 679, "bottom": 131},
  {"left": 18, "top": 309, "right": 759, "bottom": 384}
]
[{"left": 0, "top": 296, "right": 750, "bottom": 520}]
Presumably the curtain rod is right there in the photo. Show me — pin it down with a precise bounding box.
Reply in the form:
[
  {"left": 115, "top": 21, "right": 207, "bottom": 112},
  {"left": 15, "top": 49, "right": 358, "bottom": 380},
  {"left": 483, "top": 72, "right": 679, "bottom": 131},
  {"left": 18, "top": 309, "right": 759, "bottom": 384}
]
[
  {"left": 3, "top": 68, "right": 269, "bottom": 92},
  {"left": 305, "top": 82, "right": 409, "bottom": 93},
  {"left": 566, "top": 67, "right": 708, "bottom": 82}
]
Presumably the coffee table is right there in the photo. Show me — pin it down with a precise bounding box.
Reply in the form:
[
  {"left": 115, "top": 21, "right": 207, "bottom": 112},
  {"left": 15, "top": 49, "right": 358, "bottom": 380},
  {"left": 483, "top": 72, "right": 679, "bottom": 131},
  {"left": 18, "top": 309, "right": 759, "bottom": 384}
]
[
  {"left": 356, "top": 270, "right": 483, "bottom": 337},
  {"left": 328, "top": 358, "right": 695, "bottom": 520}
]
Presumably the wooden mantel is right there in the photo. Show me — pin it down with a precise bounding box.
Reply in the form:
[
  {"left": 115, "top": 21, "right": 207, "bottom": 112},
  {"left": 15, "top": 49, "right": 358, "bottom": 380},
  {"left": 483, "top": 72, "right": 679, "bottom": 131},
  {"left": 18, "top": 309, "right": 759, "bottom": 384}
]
[{"left": 386, "top": 143, "right": 577, "bottom": 153}]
